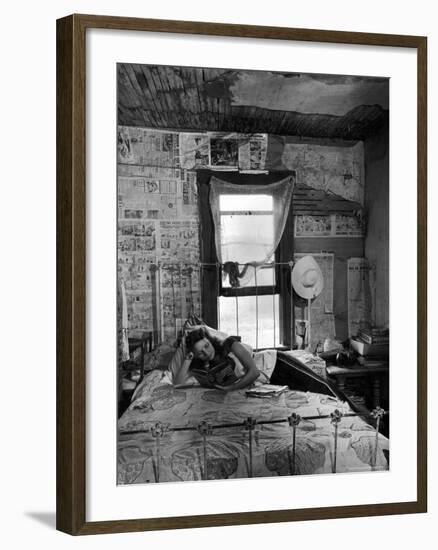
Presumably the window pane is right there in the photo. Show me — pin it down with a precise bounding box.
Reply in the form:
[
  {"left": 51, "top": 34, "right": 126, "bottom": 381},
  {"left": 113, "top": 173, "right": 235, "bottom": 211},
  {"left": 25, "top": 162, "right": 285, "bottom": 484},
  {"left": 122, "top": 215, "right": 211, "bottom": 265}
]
[
  {"left": 218, "top": 294, "right": 280, "bottom": 349},
  {"left": 253, "top": 264, "right": 275, "bottom": 286},
  {"left": 219, "top": 193, "right": 276, "bottom": 289},
  {"left": 220, "top": 194, "right": 273, "bottom": 212},
  {"left": 220, "top": 214, "right": 273, "bottom": 262}
]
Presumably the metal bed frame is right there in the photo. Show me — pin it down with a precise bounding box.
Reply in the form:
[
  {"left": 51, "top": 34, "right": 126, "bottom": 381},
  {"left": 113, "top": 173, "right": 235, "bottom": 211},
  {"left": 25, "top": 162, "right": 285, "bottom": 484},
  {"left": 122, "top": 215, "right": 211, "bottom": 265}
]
[{"left": 119, "top": 351, "right": 388, "bottom": 482}]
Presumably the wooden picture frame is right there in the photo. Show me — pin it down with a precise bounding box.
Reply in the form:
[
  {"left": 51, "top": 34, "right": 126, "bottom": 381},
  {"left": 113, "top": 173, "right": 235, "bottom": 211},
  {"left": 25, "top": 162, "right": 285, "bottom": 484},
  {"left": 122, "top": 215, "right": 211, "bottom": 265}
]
[{"left": 56, "top": 13, "right": 427, "bottom": 535}]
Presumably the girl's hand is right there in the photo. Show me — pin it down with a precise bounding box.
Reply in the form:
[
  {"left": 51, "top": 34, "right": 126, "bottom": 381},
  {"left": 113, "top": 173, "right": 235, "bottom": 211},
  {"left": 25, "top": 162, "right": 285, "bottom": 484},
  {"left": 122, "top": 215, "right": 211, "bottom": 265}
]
[
  {"left": 204, "top": 326, "right": 226, "bottom": 345},
  {"left": 213, "top": 383, "right": 234, "bottom": 392}
]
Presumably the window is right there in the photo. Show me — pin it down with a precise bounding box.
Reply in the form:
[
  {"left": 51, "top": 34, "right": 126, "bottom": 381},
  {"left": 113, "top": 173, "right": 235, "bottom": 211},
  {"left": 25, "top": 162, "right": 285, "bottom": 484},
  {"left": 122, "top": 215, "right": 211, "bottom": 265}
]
[
  {"left": 217, "top": 193, "right": 280, "bottom": 349},
  {"left": 196, "top": 170, "right": 295, "bottom": 350}
]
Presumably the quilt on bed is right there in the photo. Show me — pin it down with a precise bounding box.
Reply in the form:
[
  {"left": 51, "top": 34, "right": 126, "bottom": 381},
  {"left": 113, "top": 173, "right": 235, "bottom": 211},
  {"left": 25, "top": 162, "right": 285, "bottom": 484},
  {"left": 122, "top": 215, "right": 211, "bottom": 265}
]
[{"left": 118, "top": 374, "right": 389, "bottom": 484}]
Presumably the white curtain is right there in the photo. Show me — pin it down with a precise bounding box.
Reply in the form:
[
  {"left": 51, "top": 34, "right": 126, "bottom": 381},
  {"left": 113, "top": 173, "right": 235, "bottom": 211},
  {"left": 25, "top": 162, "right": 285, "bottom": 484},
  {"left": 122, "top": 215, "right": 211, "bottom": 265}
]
[{"left": 209, "top": 175, "right": 294, "bottom": 287}]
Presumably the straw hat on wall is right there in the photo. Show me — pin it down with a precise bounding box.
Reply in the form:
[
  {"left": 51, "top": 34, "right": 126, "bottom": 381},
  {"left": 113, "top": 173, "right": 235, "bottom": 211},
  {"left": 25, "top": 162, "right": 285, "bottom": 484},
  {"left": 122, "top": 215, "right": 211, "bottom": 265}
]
[{"left": 292, "top": 255, "right": 324, "bottom": 300}]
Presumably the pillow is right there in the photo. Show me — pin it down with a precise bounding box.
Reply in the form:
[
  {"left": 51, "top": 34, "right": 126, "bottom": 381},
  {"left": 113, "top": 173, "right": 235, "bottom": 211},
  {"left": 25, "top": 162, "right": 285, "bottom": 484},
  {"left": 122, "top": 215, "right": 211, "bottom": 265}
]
[
  {"left": 140, "top": 341, "right": 176, "bottom": 372},
  {"left": 253, "top": 349, "right": 278, "bottom": 382},
  {"left": 131, "top": 369, "right": 168, "bottom": 402},
  {"left": 165, "top": 340, "right": 199, "bottom": 386}
]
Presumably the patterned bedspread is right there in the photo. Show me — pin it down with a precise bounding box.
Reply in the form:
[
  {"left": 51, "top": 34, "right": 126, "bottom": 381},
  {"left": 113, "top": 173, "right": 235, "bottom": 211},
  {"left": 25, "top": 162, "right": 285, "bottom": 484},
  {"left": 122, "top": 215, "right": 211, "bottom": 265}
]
[{"left": 118, "top": 373, "right": 389, "bottom": 484}]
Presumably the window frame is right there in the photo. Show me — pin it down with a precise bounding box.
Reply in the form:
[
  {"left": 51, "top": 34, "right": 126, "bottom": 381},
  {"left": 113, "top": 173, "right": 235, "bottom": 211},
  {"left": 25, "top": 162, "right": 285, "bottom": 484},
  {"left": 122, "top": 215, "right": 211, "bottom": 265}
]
[{"left": 196, "top": 169, "right": 295, "bottom": 347}]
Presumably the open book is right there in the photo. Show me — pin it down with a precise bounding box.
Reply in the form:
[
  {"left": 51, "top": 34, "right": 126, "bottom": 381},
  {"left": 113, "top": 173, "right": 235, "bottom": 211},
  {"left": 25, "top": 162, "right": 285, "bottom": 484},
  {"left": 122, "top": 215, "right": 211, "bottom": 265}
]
[{"left": 245, "top": 384, "right": 289, "bottom": 398}]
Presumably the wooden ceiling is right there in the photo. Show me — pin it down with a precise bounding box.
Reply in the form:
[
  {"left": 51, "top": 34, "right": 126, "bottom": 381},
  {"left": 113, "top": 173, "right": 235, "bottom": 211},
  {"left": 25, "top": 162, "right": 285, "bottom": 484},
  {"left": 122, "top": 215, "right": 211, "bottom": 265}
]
[{"left": 118, "top": 64, "right": 388, "bottom": 140}]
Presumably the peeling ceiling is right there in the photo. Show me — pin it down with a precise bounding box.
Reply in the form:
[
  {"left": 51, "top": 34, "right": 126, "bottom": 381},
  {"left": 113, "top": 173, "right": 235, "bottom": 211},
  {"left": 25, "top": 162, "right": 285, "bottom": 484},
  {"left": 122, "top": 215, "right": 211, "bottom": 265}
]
[
  {"left": 118, "top": 64, "right": 389, "bottom": 140},
  {"left": 230, "top": 72, "right": 389, "bottom": 116}
]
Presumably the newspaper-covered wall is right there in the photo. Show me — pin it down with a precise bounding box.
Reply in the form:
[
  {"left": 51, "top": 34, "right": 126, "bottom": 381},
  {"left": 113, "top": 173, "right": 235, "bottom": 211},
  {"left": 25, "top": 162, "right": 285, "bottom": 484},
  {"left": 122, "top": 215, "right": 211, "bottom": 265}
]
[
  {"left": 117, "top": 127, "right": 201, "bottom": 343},
  {"left": 294, "top": 214, "right": 365, "bottom": 237},
  {"left": 117, "top": 125, "right": 366, "bottom": 347},
  {"left": 281, "top": 141, "right": 365, "bottom": 204},
  {"left": 117, "top": 128, "right": 271, "bottom": 343}
]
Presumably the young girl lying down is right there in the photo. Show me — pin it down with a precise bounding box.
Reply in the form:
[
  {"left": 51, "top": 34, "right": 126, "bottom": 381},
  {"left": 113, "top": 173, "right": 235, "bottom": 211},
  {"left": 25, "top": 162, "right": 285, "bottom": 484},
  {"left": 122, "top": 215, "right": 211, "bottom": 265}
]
[{"left": 170, "top": 326, "right": 275, "bottom": 392}]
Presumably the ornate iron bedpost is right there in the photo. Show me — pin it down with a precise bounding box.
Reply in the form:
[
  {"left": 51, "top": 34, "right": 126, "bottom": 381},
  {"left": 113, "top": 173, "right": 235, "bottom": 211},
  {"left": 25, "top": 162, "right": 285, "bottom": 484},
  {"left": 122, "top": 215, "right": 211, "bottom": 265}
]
[
  {"left": 150, "top": 421, "right": 168, "bottom": 483},
  {"left": 330, "top": 409, "right": 343, "bottom": 474},
  {"left": 370, "top": 406, "right": 385, "bottom": 469},
  {"left": 288, "top": 412, "right": 302, "bottom": 475},
  {"left": 244, "top": 416, "right": 257, "bottom": 477},
  {"left": 197, "top": 421, "right": 213, "bottom": 480}
]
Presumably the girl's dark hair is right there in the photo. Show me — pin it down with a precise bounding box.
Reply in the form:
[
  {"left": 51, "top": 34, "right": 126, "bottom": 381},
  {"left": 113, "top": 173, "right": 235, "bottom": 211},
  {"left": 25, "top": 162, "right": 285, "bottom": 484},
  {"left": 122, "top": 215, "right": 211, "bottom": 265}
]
[{"left": 185, "top": 328, "right": 208, "bottom": 351}]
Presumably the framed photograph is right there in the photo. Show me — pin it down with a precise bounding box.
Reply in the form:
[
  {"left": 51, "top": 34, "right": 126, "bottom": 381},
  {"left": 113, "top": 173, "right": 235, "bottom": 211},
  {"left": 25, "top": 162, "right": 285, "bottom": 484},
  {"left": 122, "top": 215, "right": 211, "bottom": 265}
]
[{"left": 56, "top": 14, "right": 427, "bottom": 535}]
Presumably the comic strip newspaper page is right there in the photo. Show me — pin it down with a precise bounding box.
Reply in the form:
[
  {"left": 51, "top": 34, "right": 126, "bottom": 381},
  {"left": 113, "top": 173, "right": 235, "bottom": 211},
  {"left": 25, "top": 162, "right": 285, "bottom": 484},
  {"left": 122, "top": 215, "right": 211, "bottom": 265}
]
[
  {"left": 347, "top": 258, "right": 372, "bottom": 337},
  {"left": 295, "top": 214, "right": 364, "bottom": 237}
]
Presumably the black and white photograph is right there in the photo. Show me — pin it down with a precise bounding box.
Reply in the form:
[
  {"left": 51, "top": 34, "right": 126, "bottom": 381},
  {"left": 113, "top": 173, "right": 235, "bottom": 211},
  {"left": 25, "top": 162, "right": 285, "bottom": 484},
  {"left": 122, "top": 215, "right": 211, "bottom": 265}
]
[
  {"left": 0, "top": 0, "right": 433, "bottom": 543},
  {"left": 116, "top": 64, "right": 390, "bottom": 485}
]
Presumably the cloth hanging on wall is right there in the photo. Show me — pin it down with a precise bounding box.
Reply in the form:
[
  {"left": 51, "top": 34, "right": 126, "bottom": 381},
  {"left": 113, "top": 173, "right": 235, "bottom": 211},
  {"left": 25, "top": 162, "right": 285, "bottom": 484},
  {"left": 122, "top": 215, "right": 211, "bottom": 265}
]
[
  {"left": 119, "top": 277, "right": 130, "bottom": 361},
  {"left": 209, "top": 174, "right": 294, "bottom": 286}
]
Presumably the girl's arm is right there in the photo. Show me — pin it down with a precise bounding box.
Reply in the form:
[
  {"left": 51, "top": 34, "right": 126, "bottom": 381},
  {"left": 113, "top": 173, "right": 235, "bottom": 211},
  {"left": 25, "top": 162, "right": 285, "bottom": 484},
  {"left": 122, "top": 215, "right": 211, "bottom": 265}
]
[
  {"left": 214, "top": 341, "right": 260, "bottom": 392},
  {"left": 172, "top": 352, "right": 193, "bottom": 385}
]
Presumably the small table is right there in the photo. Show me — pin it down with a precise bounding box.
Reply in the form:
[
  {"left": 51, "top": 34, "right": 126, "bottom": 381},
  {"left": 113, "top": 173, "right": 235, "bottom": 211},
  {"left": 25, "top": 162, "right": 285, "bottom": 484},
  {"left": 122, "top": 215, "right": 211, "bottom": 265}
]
[{"left": 326, "top": 364, "right": 389, "bottom": 410}]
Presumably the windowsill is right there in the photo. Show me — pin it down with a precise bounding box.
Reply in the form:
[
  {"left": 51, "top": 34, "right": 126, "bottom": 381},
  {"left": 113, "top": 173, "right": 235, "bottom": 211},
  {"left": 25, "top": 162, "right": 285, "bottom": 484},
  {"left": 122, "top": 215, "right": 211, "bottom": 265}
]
[{"left": 254, "top": 345, "right": 290, "bottom": 352}]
